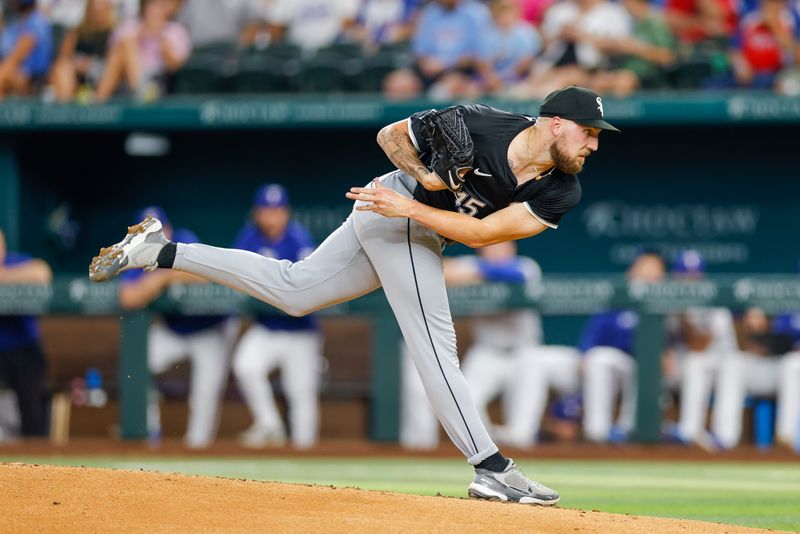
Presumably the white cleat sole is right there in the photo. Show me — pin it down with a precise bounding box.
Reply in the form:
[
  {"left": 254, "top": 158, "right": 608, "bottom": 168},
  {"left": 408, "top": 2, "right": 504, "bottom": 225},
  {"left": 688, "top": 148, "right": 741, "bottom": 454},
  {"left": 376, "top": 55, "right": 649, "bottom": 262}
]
[
  {"left": 88, "top": 215, "right": 163, "bottom": 282},
  {"left": 468, "top": 483, "right": 560, "bottom": 506}
]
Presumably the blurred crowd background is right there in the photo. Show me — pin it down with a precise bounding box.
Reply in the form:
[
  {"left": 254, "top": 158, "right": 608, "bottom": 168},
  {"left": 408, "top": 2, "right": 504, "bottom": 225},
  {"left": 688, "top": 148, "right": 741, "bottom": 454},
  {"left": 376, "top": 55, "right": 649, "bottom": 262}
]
[{"left": 0, "top": 0, "right": 797, "bottom": 103}]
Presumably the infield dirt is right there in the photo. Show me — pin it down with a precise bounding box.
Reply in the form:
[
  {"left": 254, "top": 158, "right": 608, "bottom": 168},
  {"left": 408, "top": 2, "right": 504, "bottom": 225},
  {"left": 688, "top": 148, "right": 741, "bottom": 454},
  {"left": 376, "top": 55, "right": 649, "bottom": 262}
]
[{"left": 0, "top": 463, "right": 766, "bottom": 533}]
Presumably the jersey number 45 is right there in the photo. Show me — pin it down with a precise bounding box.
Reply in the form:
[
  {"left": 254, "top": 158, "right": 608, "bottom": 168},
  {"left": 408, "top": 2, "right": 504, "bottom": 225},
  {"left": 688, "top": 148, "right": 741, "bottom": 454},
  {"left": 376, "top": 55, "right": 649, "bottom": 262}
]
[{"left": 455, "top": 192, "right": 487, "bottom": 217}]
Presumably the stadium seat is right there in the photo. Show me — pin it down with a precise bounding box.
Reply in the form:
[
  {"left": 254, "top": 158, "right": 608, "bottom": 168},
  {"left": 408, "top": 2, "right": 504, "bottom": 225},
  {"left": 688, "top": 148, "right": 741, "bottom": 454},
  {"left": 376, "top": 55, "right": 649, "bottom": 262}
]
[
  {"left": 376, "top": 41, "right": 411, "bottom": 55},
  {"left": 228, "top": 56, "right": 289, "bottom": 93},
  {"left": 244, "top": 42, "right": 303, "bottom": 62},
  {"left": 355, "top": 56, "right": 395, "bottom": 93},
  {"left": 668, "top": 60, "right": 713, "bottom": 89},
  {"left": 192, "top": 41, "right": 236, "bottom": 61},
  {"left": 316, "top": 42, "right": 364, "bottom": 59},
  {"left": 172, "top": 58, "right": 225, "bottom": 94},
  {"left": 355, "top": 51, "right": 411, "bottom": 92},
  {"left": 297, "top": 53, "right": 349, "bottom": 92}
]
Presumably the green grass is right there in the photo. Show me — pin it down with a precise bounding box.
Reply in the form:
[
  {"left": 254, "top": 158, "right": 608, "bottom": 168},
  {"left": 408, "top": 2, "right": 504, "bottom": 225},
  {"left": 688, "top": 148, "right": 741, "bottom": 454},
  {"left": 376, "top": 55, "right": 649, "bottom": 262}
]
[{"left": 4, "top": 456, "right": 800, "bottom": 531}]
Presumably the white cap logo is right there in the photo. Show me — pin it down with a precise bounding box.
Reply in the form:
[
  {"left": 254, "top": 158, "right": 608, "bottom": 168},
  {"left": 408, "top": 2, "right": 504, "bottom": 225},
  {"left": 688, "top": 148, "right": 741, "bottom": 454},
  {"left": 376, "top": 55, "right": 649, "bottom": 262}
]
[
  {"left": 265, "top": 185, "right": 283, "bottom": 205},
  {"left": 596, "top": 97, "right": 604, "bottom": 117}
]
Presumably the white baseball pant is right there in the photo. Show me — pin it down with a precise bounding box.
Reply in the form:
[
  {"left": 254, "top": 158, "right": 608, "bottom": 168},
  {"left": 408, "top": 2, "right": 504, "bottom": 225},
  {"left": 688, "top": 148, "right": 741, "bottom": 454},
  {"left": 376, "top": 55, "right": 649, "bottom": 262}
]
[
  {"left": 232, "top": 324, "right": 322, "bottom": 448},
  {"left": 148, "top": 319, "right": 234, "bottom": 448},
  {"left": 711, "top": 351, "right": 779, "bottom": 448},
  {"left": 677, "top": 350, "right": 726, "bottom": 441},
  {"left": 459, "top": 344, "right": 579, "bottom": 447},
  {"left": 582, "top": 346, "right": 637, "bottom": 442},
  {"left": 777, "top": 351, "right": 800, "bottom": 447}
]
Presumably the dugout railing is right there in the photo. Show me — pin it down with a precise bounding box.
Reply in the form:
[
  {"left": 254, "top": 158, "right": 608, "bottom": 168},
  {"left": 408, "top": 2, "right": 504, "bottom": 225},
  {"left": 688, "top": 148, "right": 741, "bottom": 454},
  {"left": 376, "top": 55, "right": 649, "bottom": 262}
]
[{"left": 3, "top": 274, "right": 799, "bottom": 444}]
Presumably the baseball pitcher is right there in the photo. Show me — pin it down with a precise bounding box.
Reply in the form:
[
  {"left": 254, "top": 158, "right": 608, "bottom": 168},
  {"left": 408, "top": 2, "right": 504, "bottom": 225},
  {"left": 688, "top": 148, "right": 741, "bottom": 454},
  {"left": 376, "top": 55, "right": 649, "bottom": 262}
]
[{"left": 89, "top": 86, "right": 619, "bottom": 505}]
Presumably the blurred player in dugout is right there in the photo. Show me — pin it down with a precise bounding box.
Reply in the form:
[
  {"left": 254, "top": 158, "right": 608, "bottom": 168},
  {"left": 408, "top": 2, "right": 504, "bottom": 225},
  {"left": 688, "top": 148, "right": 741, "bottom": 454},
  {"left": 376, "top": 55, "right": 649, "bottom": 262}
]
[
  {"left": 402, "top": 241, "right": 582, "bottom": 449},
  {"left": 581, "top": 250, "right": 667, "bottom": 443},
  {"left": 663, "top": 249, "right": 738, "bottom": 448},
  {"left": 709, "top": 305, "right": 800, "bottom": 450},
  {"left": 119, "top": 207, "right": 238, "bottom": 449},
  {"left": 232, "top": 184, "right": 322, "bottom": 449},
  {"left": 0, "top": 227, "right": 52, "bottom": 440}
]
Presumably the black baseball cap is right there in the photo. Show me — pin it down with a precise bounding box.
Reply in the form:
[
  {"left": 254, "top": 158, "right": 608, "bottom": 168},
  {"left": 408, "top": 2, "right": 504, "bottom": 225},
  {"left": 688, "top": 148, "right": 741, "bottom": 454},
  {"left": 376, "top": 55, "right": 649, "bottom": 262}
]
[{"left": 539, "top": 86, "right": 620, "bottom": 132}]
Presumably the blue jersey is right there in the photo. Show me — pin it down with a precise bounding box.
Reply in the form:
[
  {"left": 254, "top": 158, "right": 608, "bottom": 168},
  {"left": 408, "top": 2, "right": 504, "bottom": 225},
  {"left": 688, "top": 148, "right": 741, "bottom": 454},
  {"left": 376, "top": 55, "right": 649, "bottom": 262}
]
[
  {"left": 0, "top": 252, "right": 41, "bottom": 351},
  {"left": 122, "top": 228, "right": 227, "bottom": 335},
  {"left": 476, "top": 257, "right": 538, "bottom": 284},
  {"left": 772, "top": 312, "right": 800, "bottom": 350},
  {"left": 233, "top": 221, "right": 318, "bottom": 331},
  {"left": 0, "top": 11, "right": 52, "bottom": 77},
  {"left": 579, "top": 310, "right": 639, "bottom": 356},
  {"left": 411, "top": 0, "right": 489, "bottom": 68}
]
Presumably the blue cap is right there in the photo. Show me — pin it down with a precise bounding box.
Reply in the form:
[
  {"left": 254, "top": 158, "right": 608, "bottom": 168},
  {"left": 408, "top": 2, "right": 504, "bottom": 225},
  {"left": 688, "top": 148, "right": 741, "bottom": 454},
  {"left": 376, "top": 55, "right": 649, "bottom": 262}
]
[
  {"left": 137, "top": 205, "right": 170, "bottom": 228},
  {"left": 253, "top": 184, "right": 289, "bottom": 208},
  {"left": 672, "top": 249, "right": 705, "bottom": 274}
]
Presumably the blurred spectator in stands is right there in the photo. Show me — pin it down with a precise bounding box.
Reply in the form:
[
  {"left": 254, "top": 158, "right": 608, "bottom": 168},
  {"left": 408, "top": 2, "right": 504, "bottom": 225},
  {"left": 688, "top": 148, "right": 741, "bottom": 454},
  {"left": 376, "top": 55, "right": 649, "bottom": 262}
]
[
  {"left": 517, "top": 0, "right": 556, "bottom": 27},
  {"left": 477, "top": 0, "right": 542, "bottom": 96},
  {"left": 662, "top": 249, "right": 738, "bottom": 449},
  {"left": 40, "top": 0, "right": 93, "bottom": 29},
  {"left": 177, "top": 0, "right": 268, "bottom": 49},
  {"left": 0, "top": 227, "right": 52, "bottom": 438},
  {"left": 584, "top": 0, "right": 677, "bottom": 96},
  {"left": 268, "top": 0, "right": 360, "bottom": 52},
  {"left": 40, "top": 0, "right": 138, "bottom": 29},
  {"left": 0, "top": 0, "right": 53, "bottom": 100},
  {"left": 663, "top": 0, "right": 738, "bottom": 53},
  {"left": 95, "top": 0, "right": 190, "bottom": 102},
  {"left": 709, "top": 307, "right": 793, "bottom": 449},
  {"left": 383, "top": 0, "right": 490, "bottom": 101},
  {"left": 351, "top": 0, "right": 421, "bottom": 53},
  {"left": 523, "top": 0, "right": 631, "bottom": 98},
  {"left": 48, "top": 0, "right": 116, "bottom": 102},
  {"left": 119, "top": 207, "right": 235, "bottom": 449},
  {"left": 231, "top": 184, "right": 322, "bottom": 449},
  {"left": 582, "top": 251, "right": 666, "bottom": 443},
  {"left": 728, "top": 0, "right": 800, "bottom": 90}
]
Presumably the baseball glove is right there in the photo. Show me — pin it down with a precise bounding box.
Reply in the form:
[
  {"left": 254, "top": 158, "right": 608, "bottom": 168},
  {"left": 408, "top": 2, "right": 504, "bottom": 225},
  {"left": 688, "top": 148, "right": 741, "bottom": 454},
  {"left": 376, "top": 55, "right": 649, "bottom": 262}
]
[{"left": 418, "top": 107, "right": 474, "bottom": 192}]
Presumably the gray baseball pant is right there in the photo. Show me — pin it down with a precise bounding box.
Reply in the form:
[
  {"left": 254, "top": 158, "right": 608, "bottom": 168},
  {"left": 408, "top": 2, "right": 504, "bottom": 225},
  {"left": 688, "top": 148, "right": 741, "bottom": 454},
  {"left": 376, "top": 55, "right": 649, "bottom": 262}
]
[{"left": 173, "top": 171, "right": 498, "bottom": 464}]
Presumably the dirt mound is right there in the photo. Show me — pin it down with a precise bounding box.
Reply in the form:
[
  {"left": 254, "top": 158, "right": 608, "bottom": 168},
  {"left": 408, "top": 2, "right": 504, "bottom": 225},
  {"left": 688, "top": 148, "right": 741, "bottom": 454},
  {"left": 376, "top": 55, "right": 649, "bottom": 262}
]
[{"left": 0, "top": 463, "right": 763, "bottom": 533}]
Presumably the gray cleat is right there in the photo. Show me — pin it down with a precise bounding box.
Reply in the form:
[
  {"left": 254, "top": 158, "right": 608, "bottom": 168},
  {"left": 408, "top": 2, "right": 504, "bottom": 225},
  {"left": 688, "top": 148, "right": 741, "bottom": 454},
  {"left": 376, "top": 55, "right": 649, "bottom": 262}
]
[
  {"left": 88, "top": 215, "right": 168, "bottom": 282},
  {"left": 468, "top": 460, "right": 560, "bottom": 505}
]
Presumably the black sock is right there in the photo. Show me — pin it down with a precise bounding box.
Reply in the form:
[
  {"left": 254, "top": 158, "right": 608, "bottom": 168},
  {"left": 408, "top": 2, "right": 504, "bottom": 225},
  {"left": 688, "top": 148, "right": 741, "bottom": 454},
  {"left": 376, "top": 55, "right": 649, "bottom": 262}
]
[
  {"left": 156, "top": 242, "right": 177, "bottom": 269},
  {"left": 475, "top": 452, "right": 509, "bottom": 473}
]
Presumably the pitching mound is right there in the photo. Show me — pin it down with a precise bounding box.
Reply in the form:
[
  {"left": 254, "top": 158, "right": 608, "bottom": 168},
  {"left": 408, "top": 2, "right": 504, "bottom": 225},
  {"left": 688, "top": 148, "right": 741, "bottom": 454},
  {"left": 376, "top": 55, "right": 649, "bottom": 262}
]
[{"left": 2, "top": 463, "right": 761, "bottom": 533}]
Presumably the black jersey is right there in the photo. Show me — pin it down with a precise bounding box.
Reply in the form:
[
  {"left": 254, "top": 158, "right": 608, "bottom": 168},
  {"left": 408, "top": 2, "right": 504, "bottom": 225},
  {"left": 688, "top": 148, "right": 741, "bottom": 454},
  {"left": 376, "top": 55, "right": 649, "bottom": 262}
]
[{"left": 408, "top": 104, "right": 582, "bottom": 228}]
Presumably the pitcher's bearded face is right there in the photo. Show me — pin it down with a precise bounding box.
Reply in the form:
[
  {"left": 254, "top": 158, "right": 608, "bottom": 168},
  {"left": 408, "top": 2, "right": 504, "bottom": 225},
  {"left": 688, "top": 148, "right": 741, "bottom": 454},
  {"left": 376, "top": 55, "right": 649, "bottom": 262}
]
[
  {"left": 550, "top": 121, "right": 600, "bottom": 174},
  {"left": 550, "top": 136, "right": 588, "bottom": 174}
]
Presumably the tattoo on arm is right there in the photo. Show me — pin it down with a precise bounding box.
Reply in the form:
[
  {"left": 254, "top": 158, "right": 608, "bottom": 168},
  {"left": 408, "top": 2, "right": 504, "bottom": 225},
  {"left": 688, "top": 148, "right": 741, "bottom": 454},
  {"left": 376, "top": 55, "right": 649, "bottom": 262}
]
[{"left": 378, "top": 125, "right": 429, "bottom": 181}]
